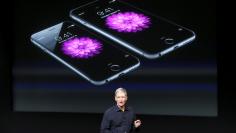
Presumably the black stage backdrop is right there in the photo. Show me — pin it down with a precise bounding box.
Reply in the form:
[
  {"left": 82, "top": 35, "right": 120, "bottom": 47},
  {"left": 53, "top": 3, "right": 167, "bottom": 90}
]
[
  {"left": 1, "top": 0, "right": 234, "bottom": 133},
  {"left": 13, "top": 0, "right": 216, "bottom": 116}
]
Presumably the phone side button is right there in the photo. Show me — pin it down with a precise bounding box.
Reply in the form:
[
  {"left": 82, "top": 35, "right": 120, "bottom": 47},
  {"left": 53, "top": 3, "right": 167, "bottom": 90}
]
[
  {"left": 119, "top": 73, "right": 125, "bottom": 77},
  {"left": 174, "top": 45, "right": 179, "bottom": 50},
  {"left": 42, "top": 47, "right": 47, "bottom": 52}
]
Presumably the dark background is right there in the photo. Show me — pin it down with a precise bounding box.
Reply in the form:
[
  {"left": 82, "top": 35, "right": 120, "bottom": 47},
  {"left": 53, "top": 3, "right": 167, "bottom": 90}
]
[
  {"left": 12, "top": 0, "right": 216, "bottom": 116},
  {"left": 1, "top": 0, "right": 234, "bottom": 133}
]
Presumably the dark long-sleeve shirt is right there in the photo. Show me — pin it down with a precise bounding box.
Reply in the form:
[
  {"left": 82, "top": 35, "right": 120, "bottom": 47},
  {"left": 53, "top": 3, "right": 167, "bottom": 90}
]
[{"left": 100, "top": 105, "right": 140, "bottom": 133}]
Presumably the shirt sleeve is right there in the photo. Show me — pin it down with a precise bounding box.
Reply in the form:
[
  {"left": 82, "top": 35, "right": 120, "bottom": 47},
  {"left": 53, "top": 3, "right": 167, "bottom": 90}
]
[{"left": 100, "top": 111, "right": 112, "bottom": 133}]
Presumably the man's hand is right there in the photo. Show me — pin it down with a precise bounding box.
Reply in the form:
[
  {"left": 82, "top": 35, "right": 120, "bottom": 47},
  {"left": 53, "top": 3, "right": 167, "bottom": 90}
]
[{"left": 134, "top": 119, "right": 141, "bottom": 128}]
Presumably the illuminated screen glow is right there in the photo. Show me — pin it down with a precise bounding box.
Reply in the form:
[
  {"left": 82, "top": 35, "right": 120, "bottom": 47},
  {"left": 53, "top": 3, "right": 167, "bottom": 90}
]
[
  {"left": 105, "top": 11, "right": 151, "bottom": 33},
  {"left": 61, "top": 37, "right": 103, "bottom": 59}
]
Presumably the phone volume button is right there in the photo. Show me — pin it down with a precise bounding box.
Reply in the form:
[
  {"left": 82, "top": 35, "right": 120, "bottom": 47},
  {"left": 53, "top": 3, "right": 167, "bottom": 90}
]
[
  {"left": 42, "top": 47, "right": 48, "bottom": 53},
  {"left": 80, "top": 20, "right": 87, "bottom": 25},
  {"left": 119, "top": 73, "right": 125, "bottom": 77}
]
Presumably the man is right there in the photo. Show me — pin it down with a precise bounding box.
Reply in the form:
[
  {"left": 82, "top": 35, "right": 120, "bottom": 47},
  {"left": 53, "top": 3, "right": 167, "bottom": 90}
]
[{"left": 101, "top": 88, "right": 141, "bottom": 133}]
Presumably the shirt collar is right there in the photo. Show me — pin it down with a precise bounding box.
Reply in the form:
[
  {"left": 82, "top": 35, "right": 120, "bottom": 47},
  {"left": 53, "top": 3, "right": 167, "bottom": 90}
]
[{"left": 115, "top": 105, "right": 130, "bottom": 112}]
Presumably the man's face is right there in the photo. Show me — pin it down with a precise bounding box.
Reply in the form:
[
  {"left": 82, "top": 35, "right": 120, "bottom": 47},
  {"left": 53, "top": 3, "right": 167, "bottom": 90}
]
[{"left": 115, "top": 91, "right": 127, "bottom": 107}]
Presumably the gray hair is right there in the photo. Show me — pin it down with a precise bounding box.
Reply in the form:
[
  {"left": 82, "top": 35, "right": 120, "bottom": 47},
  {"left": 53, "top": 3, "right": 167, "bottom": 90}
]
[{"left": 115, "top": 88, "right": 127, "bottom": 97}]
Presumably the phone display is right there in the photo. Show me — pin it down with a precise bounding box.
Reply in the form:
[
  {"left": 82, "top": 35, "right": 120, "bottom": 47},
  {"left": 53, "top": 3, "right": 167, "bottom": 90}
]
[
  {"left": 70, "top": 0, "right": 196, "bottom": 59},
  {"left": 30, "top": 21, "right": 140, "bottom": 85}
]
